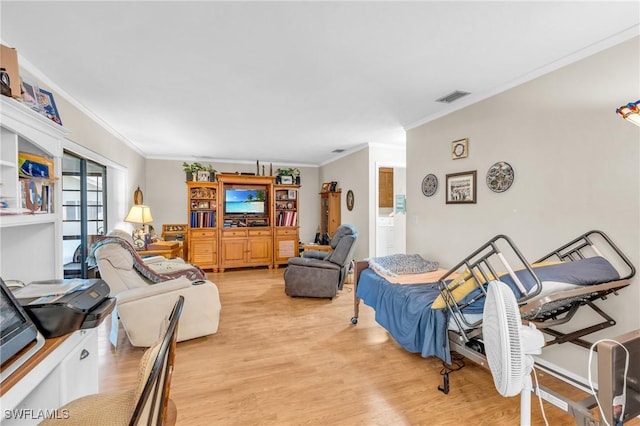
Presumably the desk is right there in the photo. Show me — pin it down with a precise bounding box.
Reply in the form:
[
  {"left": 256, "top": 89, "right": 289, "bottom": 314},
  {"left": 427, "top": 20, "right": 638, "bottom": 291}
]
[
  {"left": 302, "top": 243, "right": 331, "bottom": 253},
  {"left": 0, "top": 328, "right": 98, "bottom": 425}
]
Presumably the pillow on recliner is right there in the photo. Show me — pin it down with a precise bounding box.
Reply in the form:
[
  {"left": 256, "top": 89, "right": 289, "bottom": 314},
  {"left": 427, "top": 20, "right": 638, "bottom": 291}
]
[
  {"left": 108, "top": 229, "right": 135, "bottom": 246},
  {"left": 97, "top": 244, "right": 134, "bottom": 271}
]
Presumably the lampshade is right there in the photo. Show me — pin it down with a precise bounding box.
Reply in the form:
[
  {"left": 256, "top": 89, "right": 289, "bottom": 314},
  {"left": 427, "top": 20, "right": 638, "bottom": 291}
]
[
  {"left": 124, "top": 205, "right": 153, "bottom": 224},
  {"left": 616, "top": 100, "right": 640, "bottom": 127}
]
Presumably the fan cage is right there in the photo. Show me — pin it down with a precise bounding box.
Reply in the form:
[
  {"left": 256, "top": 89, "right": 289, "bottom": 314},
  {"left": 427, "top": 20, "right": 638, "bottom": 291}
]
[{"left": 484, "top": 281, "right": 525, "bottom": 397}]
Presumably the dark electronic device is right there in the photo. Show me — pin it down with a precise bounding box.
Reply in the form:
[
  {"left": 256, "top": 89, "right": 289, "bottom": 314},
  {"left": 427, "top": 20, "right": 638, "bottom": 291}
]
[
  {"left": 15, "top": 279, "right": 115, "bottom": 338},
  {"left": 0, "top": 277, "right": 45, "bottom": 381},
  {"left": 0, "top": 277, "right": 41, "bottom": 365}
]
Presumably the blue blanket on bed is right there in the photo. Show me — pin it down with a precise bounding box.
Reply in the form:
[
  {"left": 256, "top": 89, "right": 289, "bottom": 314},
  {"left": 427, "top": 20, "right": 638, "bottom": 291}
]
[
  {"left": 356, "top": 269, "right": 453, "bottom": 364},
  {"left": 356, "top": 256, "right": 620, "bottom": 365}
]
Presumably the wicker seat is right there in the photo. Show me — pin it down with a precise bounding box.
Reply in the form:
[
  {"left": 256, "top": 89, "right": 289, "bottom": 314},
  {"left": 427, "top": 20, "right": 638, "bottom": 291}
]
[{"left": 40, "top": 297, "right": 184, "bottom": 426}]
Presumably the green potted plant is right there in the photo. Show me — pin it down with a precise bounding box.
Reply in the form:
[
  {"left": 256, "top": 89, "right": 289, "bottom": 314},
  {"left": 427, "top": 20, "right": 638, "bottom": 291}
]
[
  {"left": 276, "top": 167, "right": 301, "bottom": 185},
  {"left": 205, "top": 164, "right": 217, "bottom": 181},
  {"left": 291, "top": 168, "right": 301, "bottom": 185},
  {"left": 182, "top": 162, "right": 204, "bottom": 181}
]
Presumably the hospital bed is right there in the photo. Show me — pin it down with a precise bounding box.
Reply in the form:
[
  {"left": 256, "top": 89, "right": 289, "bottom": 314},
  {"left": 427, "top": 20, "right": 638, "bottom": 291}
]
[{"left": 351, "top": 230, "right": 635, "bottom": 381}]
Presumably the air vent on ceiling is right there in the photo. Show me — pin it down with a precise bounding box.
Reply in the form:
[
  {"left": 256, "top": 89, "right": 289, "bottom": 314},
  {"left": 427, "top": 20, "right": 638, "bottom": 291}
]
[
  {"left": 436, "top": 90, "right": 471, "bottom": 104},
  {"left": 332, "top": 149, "right": 345, "bottom": 153}
]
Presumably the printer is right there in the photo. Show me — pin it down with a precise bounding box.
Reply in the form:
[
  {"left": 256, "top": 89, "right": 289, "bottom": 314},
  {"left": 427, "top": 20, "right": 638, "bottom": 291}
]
[{"left": 13, "top": 279, "right": 115, "bottom": 338}]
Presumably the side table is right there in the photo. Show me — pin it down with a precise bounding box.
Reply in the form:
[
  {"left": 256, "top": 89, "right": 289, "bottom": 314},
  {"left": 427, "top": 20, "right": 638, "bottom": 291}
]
[
  {"left": 302, "top": 243, "right": 332, "bottom": 253},
  {"left": 136, "top": 243, "right": 183, "bottom": 259}
]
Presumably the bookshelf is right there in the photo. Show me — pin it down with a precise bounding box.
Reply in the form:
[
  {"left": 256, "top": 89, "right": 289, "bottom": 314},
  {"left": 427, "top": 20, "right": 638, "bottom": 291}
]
[
  {"left": 274, "top": 184, "right": 300, "bottom": 267},
  {"left": 187, "top": 181, "right": 218, "bottom": 271}
]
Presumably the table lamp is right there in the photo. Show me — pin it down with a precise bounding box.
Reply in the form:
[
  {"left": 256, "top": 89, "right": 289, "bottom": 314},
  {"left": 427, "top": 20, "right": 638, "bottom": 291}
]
[{"left": 124, "top": 205, "right": 153, "bottom": 249}]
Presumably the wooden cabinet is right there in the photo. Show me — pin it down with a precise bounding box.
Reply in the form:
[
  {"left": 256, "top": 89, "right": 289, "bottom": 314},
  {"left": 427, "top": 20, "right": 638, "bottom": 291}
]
[
  {"left": 189, "top": 229, "right": 217, "bottom": 270},
  {"left": 187, "top": 182, "right": 218, "bottom": 271},
  {"left": 186, "top": 174, "right": 302, "bottom": 271},
  {"left": 217, "top": 174, "right": 275, "bottom": 271},
  {"left": 1, "top": 328, "right": 98, "bottom": 426},
  {"left": 379, "top": 167, "right": 394, "bottom": 208},
  {"left": 0, "top": 96, "right": 67, "bottom": 282},
  {"left": 274, "top": 185, "right": 299, "bottom": 267},
  {"left": 219, "top": 227, "right": 272, "bottom": 271},
  {"left": 320, "top": 190, "right": 341, "bottom": 238}
]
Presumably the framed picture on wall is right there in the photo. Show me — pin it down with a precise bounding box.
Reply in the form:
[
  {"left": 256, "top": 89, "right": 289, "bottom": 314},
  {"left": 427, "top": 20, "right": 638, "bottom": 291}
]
[
  {"left": 446, "top": 170, "right": 477, "bottom": 204},
  {"left": 451, "top": 138, "right": 469, "bottom": 160}
]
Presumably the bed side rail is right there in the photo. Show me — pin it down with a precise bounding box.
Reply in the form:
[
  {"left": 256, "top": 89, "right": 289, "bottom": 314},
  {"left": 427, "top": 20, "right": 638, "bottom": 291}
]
[
  {"left": 536, "top": 229, "right": 635, "bottom": 280},
  {"left": 525, "top": 230, "right": 635, "bottom": 348},
  {"left": 438, "top": 234, "right": 539, "bottom": 343}
]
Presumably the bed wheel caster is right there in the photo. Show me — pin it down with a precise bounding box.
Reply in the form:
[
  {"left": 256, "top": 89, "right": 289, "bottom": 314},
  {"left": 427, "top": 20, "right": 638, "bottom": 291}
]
[{"left": 351, "top": 317, "right": 358, "bottom": 324}]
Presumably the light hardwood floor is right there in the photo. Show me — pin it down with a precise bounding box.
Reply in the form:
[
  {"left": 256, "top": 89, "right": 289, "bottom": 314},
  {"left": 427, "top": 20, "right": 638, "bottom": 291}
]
[{"left": 96, "top": 268, "right": 635, "bottom": 425}]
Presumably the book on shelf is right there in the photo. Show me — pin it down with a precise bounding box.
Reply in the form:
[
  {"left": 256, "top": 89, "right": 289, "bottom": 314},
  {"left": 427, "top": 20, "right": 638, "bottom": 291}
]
[
  {"left": 276, "top": 210, "right": 297, "bottom": 227},
  {"left": 190, "top": 211, "right": 215, "bottom": 228},
  {"left": 20, "top": 179, "right": 52, "bottom": 213}
]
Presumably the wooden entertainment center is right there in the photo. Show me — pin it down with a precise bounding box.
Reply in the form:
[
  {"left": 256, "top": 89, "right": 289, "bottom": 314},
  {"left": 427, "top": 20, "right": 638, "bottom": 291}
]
[{"left": 187, "top": 173, "right": 300, "bottom": 272}]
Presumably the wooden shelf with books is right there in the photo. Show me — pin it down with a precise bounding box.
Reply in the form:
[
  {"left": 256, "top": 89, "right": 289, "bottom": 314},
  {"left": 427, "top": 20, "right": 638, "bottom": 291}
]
[
  {"left": 187, "top": 181, "right": 218, "bottom": 271},
  {"left": 274, "top": 184, "right": 300, "bottom": 267}
]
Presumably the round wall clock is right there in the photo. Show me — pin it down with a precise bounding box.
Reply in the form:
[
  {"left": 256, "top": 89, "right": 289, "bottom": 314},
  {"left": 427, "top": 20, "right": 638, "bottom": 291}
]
[
  {"left": 421, "top": 174, "right": 438, "bottom": 197},
  {"left": 346, "top": 190, "right": 354, "bottom": 211},
  {"left": 486, "top": 161, "right": 515, "bottom": 193}
]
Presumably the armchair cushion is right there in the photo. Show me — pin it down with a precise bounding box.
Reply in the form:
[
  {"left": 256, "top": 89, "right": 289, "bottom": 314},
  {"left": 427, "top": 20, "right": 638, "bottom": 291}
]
[
  {"left": 302, "top": 250, "right": 329, "bottom": 260},
  {"left": 287, "top": 256, "right": 341, "bottom": 270}
]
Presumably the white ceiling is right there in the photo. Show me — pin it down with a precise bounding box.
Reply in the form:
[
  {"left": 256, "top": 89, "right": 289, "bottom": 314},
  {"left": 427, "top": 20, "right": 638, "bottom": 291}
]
[{"left": 1, "top": 1, "right": 639, "bottom": 166}]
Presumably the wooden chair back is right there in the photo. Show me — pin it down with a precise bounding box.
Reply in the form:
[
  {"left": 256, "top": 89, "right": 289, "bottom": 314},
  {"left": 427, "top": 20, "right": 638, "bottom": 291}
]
[{"left": 129, "top": 296, "right": 184, "bottom": 426}]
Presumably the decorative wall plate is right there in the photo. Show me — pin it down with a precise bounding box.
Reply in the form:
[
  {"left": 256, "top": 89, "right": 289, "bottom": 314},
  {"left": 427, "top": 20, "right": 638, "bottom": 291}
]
[
  {"left": 421, "top": 174, "right": 438, "bottom": 197},
  {"left": 486, "top": 161, "right": 514, "bottom": 193},
  {"left": 346, "top": 190, "right": 354, "bottom": 211}
]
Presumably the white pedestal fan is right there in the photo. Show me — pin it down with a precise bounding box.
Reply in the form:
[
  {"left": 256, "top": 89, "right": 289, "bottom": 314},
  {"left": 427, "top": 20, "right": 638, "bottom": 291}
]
[{"left": 483, "top": 280, "right": 546, "bottom": 426}]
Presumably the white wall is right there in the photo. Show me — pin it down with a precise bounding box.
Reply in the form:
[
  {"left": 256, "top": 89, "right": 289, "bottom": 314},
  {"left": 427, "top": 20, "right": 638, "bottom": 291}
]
[{"left": 406, "top": 37, "right": 640, "bottom": 378}]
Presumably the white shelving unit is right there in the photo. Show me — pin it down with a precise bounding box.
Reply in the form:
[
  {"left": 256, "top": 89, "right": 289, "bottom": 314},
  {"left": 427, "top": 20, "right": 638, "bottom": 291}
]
[{"left": 0, "top": 96, "right": 69, "bottom": 282}]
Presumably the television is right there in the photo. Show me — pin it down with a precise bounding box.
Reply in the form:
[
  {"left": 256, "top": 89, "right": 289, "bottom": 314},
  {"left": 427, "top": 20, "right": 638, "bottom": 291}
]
[
  {"left": 0, "top": 277, "right": 44, "bottom": 380},
  {"left": 224, "top": 187, "right": 267, "bottom": 215},
  {"left": 597, "top": 330, "right": 640, "bottom": 425}
]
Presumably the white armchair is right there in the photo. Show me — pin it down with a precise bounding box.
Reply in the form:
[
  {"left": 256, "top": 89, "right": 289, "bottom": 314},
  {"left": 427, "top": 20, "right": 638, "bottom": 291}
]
[{"left": 90, "top": 230, "right": 221, "bottom": 347}]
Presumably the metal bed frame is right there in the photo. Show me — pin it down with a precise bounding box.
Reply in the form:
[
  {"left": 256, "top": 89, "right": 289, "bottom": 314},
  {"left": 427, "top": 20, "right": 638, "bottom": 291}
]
[{"left": 351, "top": 230, "right": 636, "bottom": 424}]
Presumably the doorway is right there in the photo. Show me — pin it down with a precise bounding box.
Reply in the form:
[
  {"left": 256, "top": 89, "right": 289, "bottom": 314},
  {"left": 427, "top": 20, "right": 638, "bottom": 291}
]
[
  {"left": 375, "top": 164, "right": 406, "bottom": 257},
  {"left": 61, "top": 152, "right": 107, "bottom": 278}
]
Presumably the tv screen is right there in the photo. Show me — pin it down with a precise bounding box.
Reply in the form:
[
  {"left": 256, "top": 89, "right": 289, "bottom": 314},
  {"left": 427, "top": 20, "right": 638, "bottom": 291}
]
[{"left": 225, "top": 188, "right": 266, "bottom": 214}]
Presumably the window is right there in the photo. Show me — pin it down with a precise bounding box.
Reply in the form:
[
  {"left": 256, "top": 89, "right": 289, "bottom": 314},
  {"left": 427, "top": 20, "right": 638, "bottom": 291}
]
[{"left": 62, "top": 152, "right": 107, "bottom": 278}]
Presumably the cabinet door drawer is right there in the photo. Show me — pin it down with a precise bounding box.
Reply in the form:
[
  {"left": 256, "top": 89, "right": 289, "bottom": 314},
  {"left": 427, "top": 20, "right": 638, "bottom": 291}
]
[
  {"left": 276, "top": 228, "right": 297, "bottom": 237},
  {"left": 191, "top": 229, "right": 216, "bottom": 238},
  {"left": 248, "top": 229, "right": 272, "bottom": 237},
  {"left": 222, "top": 229, "right": 248, "bottom": 238}
]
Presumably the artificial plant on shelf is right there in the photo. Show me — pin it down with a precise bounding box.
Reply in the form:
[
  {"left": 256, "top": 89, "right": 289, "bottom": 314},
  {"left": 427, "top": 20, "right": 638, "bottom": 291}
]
[
  {"left": 182, "top": 162, "right": 217, "bottom": 181},
  {"left": 276, "top": 167, "right": 301, "bottom": 184}
]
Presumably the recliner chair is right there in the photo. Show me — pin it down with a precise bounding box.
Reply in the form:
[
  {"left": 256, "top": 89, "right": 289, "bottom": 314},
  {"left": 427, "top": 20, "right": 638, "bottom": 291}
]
[
  {"left": 90, "top": 230, "right": 221, "bottom": 347},
  {"left": 284, "top": 224, "right": 358, "bottom": 299}
]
